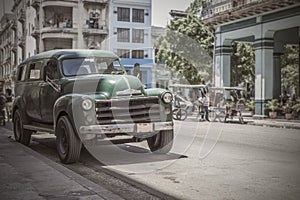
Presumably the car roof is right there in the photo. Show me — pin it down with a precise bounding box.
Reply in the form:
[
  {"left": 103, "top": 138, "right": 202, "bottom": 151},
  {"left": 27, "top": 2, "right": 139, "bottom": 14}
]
[{"left": 20, "top": 49, "right": 119, "bottom": 65}]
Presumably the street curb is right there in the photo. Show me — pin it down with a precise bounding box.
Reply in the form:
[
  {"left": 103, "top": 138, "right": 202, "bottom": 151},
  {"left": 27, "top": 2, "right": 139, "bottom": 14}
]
[
  {"left": 179, "top": 116, "right": 300, "bottom": 130},
  {"left": 247, "top": 121, "right": 300, "bottom": 130},
  {"left": 3, "top": 133, "right": 124, "bottom": 200}
]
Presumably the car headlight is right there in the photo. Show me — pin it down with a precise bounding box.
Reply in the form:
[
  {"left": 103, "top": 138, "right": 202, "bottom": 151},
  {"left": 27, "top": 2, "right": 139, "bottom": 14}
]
[
  {"left": 162, "top": 92, "right": 173, "bottom": 104},
  {"left": 82, "top": 98, "right": 93, "bottom": 111}
]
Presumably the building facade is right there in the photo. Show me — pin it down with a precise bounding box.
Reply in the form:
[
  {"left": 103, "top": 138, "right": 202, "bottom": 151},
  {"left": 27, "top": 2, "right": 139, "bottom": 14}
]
[
  {"left": 30, "top": 0, "right": 109, "bottom": 52},
  {"left": 1, "top": 0, "right": 157, "bottom": 90},
  {"left": 202, "top": 0, "right": 261, "bottom": 19},
  {"left": 1, "top": 0, "right": 110, "bottom": 91},
  {"left": 202, "top": 0, "right": 300, "bottom": 116},
  {"left": 0, "top": 14, "right": 15, "bottom": 90},
  {"left": 109, "top": 0, "right": 153, "bottom": 88}
]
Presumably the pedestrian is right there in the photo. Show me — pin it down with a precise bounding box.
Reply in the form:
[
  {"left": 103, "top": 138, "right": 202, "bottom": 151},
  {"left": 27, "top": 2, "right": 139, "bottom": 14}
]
[
  {"left": 5, "top": 88, "right": 13, "bottom": 121},
  {"left": 0, "top": 91, "right": 7, "bottom": 124},
  {"left": 198, "top": 90, "right": 210, "bottom": 121}
]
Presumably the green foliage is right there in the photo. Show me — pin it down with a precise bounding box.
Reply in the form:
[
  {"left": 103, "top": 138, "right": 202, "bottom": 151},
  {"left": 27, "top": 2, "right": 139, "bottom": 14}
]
[
  {"left": 292, "top": 98, "right": 300, "bottom": 113},
  {"left": 155, "top": 0, "right": 214, "bottom": 84},
  {"left": 281, "top": 45, "right": 299, "bottom": 96},
  {"left": 231, "top": 42, "right": 255, "bottom": 92},
  {"left": 246, "top": 99, "right": 255, "bottom": 111},
  {"left": 283, "top": 100, "right": 293, "bottom": 114},
  {"left": 265, "top": 99, "right": 280, "bottom": 112}
]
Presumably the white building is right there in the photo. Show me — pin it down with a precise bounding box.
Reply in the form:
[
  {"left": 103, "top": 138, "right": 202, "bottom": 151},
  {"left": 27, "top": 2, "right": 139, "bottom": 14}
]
[
  {"left": 30, "top": 0, "right": 109, "bottom": 52},
  {"left": 109, "top": 0, "right": 153, "bottom": 87},
  {"left": 0, "top": 13, "right": 15, "bottom": 90}
]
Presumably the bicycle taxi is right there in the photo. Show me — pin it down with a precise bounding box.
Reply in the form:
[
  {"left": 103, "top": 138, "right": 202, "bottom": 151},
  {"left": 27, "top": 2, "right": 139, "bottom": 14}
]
[
  {"left": 169, "top": 84, "right": 208, "bottom": 121},
  {"left": 208, "top": 87, "right": 247, "bottom": 124}
]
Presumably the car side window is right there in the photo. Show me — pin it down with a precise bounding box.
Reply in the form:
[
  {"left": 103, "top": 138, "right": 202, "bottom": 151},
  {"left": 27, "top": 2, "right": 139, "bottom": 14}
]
[
  {"left": 28, "top": 61, "right": 43, "bottom": 81},
  {"left": 17, "top": 64, "right": 27, "bottom": 81},
  {"left": 45, "top": 59, "right": 59, "bottom": 80}
]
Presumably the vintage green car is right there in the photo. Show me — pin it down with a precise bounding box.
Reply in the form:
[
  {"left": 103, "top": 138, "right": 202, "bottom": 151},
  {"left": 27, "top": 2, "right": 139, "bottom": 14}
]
[{"left": 13, "top": 49, "right": 174, "bottom": 163}]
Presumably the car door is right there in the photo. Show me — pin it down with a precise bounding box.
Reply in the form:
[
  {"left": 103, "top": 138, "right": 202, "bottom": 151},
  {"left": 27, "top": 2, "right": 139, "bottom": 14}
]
[
  {"left": 40, "top": 58, "right": 61, "bottom": 123},
  {"left": 24, "top": 60, "right": 44, "bottom": 121}
]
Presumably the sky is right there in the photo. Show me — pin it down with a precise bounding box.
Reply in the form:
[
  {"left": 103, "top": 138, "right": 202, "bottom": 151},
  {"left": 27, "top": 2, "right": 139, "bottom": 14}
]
[
  {"left": 0, "top": 0, "right": 193, "bottom": 27},
  {"left": 152, "top": 0, "right": 193, "bottom": 27}
]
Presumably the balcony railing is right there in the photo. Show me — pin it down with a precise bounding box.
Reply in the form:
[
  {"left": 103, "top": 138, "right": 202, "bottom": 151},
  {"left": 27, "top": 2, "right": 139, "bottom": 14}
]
[
  {"left": 83, "top": 25, "right": 108, "bottom": 36},
  {"left": 202, "top": 0, "right": 299, "bottom": 25},
  {"left": 82, "top": 0, "right": 109, "bottom": 4}
]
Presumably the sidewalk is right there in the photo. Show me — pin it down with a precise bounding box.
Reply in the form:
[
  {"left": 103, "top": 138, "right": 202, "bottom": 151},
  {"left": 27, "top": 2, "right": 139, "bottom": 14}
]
[
  {"left": 0, "top": 126, "right": 123, "bottom": 200},
  {"left": 247, "top": 117, "right": 300, "bottom": 129},
  {"left": 187, "top": 114, "right": 300, "bottom": 129}
]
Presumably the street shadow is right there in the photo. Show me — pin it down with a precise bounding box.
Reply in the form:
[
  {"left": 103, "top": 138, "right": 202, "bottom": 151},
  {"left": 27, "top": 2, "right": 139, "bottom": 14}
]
[{"left": 31, "top": 136, "right": 187, "bottom": 166}]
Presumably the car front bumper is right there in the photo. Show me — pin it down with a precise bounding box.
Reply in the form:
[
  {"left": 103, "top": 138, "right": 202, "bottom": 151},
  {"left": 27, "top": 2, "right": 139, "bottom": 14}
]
[{"left": 79, "top": 122, "right": 173, "bottom": 139}]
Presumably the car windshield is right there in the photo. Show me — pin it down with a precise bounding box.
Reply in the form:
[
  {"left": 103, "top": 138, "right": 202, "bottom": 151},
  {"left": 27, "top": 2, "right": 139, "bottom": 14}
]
[{"left": 62, "top": 57, "right": 125, "bottom": 77}]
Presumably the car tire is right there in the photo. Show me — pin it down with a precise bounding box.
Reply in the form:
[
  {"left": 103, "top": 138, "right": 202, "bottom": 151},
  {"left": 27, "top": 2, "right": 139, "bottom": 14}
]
[
  {"left": 147, "top": 130, "right": 173, "bottom": 154},
  {"left": 56, "top": 116, "right": 82, "bottom": 164},
  {"left": 172, "top": 108, "right": 187, "bottom": 121},
  {"left": 13, "top": 110, "right": 32, "bottom": 146}
]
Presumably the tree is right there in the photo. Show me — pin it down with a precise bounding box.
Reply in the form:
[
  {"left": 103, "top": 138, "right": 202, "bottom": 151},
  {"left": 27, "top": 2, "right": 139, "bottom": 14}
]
[
  {"left": 230, "top": 42, "right": 255, "bottom": 96},
  {"left": 281, "top": 45, "right": 299, "bottom": 97},
  {"left": 155, "top": 0, "right": 214, "bottom": 84}
]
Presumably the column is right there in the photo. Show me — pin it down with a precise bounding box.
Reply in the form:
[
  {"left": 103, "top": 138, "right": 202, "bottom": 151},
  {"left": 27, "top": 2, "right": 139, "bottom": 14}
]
[
  {"left": 273, "top": 52, "right": 282, "bottom": 99},
  {"left": 39, "top": 5, "right": 44, "bottom": 52},
  {"left": 253, "top": 38, "right": 274, "bottom": 116},
  {"left": 76, "top": 2, "right": 83, "bottom": 48},
  {"left": 214, "top": 45, "right": 232, "bottom": 87}
]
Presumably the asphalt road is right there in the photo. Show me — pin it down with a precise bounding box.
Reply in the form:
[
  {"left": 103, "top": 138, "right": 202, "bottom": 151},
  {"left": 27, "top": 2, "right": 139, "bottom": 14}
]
[
  {"left": 85, "top": 121, "right": 300, "bottom": 200},
  {"left": 2, "top": 121, "right": 300, "bottom": 200}
]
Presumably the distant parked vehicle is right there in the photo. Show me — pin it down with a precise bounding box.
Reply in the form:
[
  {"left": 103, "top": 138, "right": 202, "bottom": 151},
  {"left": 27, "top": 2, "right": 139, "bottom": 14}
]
[
  {"left": 170, "top": 84, "right": 208, "bottom": 121},
  {"left": 209, "top": 87, "right": 247, "bottom": 124}
]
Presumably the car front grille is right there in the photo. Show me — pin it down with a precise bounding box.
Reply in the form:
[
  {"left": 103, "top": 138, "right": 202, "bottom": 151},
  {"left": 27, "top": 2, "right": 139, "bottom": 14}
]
[{"left": 95, "top": 97, "right": 161, "bottom": 125}]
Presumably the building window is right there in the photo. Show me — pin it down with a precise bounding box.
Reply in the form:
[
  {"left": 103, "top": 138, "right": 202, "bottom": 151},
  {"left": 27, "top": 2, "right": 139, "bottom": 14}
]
[
  {"left": 132, "top": 50, "right": 144, "bottom": 59},
  {"left": 132, "top": 9, "right": 144, "bottom": 23},
  {"left": 89, "top": 11, "right": 100, "bottom": 29},
  {"left": 117, "top": 49, "right": 130, "bottom": 58},
  {"left": 117, "top": 28, "right": 130, "bottom": 42},
  {"left": 132, "top": 29, "right": 144, "bottom": 43},
  {"left": 117, "top": 7, "right": 130, "bottom": 22}
]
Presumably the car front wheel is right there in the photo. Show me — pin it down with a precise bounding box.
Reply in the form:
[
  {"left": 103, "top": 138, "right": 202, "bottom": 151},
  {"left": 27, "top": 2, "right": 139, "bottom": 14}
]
[
  {"left": 56, "top": 116, "right": 82, "bottom": 164},
  {"left": 147, "top": 130, "right": 173, "bottom": 154},
  {"left": 13, "top": 110, "right": 32, "bottom": 146}
]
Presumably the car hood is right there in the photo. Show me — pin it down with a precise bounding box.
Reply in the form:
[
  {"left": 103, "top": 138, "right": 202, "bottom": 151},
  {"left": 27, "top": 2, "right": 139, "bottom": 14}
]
[{"left": 62, "top": 75, "right": 145, "bottom": 99}]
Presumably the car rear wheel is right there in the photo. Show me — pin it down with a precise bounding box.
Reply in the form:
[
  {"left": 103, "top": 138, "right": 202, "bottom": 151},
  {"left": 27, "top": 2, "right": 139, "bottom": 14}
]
[
  {"left": 56, "top": 116, "right": 82, "bottom": 164},
  {"left": 147, "top": 130, "right": 173, "bottom": 154},
  {"left": 13, "top": 110, "right": 32, "bottom": 146}
]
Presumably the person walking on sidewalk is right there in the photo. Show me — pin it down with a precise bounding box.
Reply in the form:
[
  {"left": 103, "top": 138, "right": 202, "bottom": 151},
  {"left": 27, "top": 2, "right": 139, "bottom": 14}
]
[
  {"left": 198, "top": 90, "right": 210, "bottom": 121},
  {"left": 0, "top": 92, "right": 7, "bottom": 125},
  {"left": 5, "top": 88, "right": 13, "bottom": 122}
]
